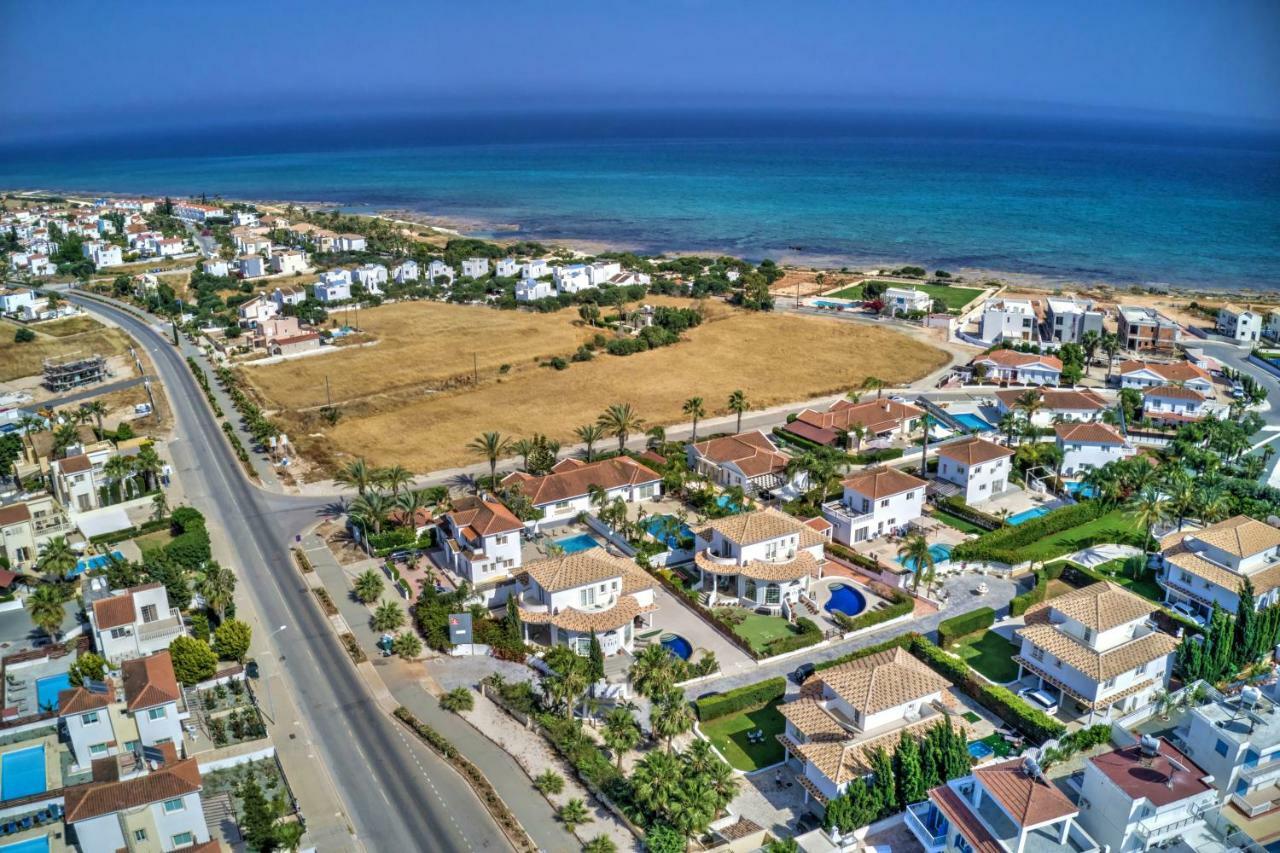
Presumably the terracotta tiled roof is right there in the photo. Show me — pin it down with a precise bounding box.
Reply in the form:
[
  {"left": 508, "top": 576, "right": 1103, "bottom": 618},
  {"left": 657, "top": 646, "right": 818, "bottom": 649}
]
[
  {"left": 446, "top": 496, "right": 523, "bottom": 536},
  {"left": 0, "top": 504, "right": 32, "bottom": 526},
  {"left": 695, "top": 548, "right": 821, "bottom": 582},
  {"left": 781, "top": 419, "right": 838, "bottom": 445},
  {"left": 690, "top": 431, "right": 790, "bottom": 478},
  {"left": 973, "top": 758, "right": 1078, "bottom": 825},
  {"left": 517, "top": 593, "right": 653, "bottom": 633},
  {"left": 841, "top": 467, "right": 927, "bottom": 500},
  {"left": 810, "top": 647, "right": 951, "bottom": 715},
  {"left": 500, "top": 456, "right": 660, "bottom": 507},
  {"left": 995, "top": 388, "right": 1106, "bottom": 412},
  {"left": 56, "top": 454, "right": 93, "bottom": 474},
  {"left": 1145, "top": 384, "right": 1205, "bottom": 402},
  {"left": 92, "top": 592, "right": 137, "bottom": 631},
  {"left": 792, "top": 715, "right": 959, "bottom": 788},
  {"left": 523, "top": 548, "right": 640, "bottom": 593},
  {"left": 930, "top": 783, "right": 1003, "bottom": 853},
  {"left": 1029, "top": 581, "right": 1155, "bottom": 631},
  {"left": 974, "top": 350, "right": 1063, "bottom": 371},
  {"left": 936, "top": 436, "right": 1013, "bottom": 465},
  {"left": 1054, "top": 422, "right": 1128, "bottom": 446},
  {"left": 796, "top": 399, "right": 923, "bottom": 435},
  {"left": 64, "top": 757, "right": 203, "bottom": 823},
  {"left": 715, "top": 816, "right": 764, "bottom": 841},
  {"left": 696, "top": 508, "right": 826, "bottom": 548},
  {"left": 58, "top": 679, "right": 115, "bottom": 716},
  {"left": 777, "top": 698, "right": 847, "bottom": 740},
  {"left": 1016, "top": 624, "right": 1178, "bottom": 681},
  {"left": 122, "top": 650, "right": 181, "bottom": 712},
  {"left": 1117, "top": 360, "right": 1211, "bottom": 384},
  {"left": 1186, "top": 515, "right": 1280, "bottom": 558}
]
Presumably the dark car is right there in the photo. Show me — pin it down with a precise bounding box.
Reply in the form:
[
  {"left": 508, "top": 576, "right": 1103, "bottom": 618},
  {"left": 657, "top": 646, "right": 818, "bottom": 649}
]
[{"left": 791, "top": 662, "right": 815, "bottom": 684}]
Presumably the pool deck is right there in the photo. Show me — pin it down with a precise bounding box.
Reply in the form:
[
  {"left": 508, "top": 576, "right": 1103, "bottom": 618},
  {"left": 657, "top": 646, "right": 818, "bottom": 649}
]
[{"left": 2, "top": 659, "right": 74, "bottom": 721}]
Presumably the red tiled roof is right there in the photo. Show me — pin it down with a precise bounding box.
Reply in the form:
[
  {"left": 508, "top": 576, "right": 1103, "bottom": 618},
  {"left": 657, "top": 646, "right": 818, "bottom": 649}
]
[
  {"left": 122, "top": 650, "right": 181, "bottom": 712},
  {"left": 797, "top": 399, "right": 923, "bottom": 435},
  {"left": 64, "top": 757, "right": 203, "bottom": 823},
  {"left": 501, "top": 457, "right": 660, "bottom": 507},
  {"left": 1055, "top": 422, "right": 1128, "bottom": 446},
  {"left": 782, "top": 419, "right": 838, "bottom": 445},
  {"left": 92, "top": 592, "right": 136, "bottom": 631},
  {"left": 0, "top": 504, "right": 32, "bottom": 526},
  {"left": 1144, "top": 384, "right": 1205, "bottom": 402},
  {"left": 57, "top": 454, "right": 93, "bottom": 474},
  {"left": 1117, "top": 360, "right": 1211, "bottom": 384},
  {"left": 930, "top": 784, "right": 1003, "bottom": 853},
  {"left": 447, "top": 496, "right": 523, "bottom": 536},
  {"left": 841, "top": 467, "right": 927, "bottom": 500},
  {"left": 973, "top": 758, "right": 1078, "bottom": 825},
  {"left": 936, "top": 436, "right": 1014, "bottom": 465},
  {"left": 59, "top": 679, "right": 115, "bottom": 716},
  {"left": 974, "top": 350, "right": 1063, "bottom": 371}
]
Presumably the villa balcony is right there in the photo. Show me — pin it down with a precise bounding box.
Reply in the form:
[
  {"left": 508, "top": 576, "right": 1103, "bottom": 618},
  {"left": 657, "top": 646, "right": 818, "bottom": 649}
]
[
  {"left": 699, "top": 548, "right": 740, "bottom": 568},
  {"left": 137, "top": 610, "right": 184, "bottom": 643},
  {"left": 1135, "top": 813, "right": 1210, "bottom": 848},
  {"left": 33, "top": 516, "right": 70, "bottom": 534},
  {"left": 905, "top": 801, "right": 947, "bottom": 852},
  {"left": 821, "top": 500, "right": 872, "bottom": 528},
  {"left": 1238, "top": 759, "right": 1280, "bottom": 787}
]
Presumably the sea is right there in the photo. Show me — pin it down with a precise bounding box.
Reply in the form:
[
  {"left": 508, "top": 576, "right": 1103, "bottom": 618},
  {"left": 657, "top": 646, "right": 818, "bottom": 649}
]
[{"left": 2, "top": 109, "right": 1278, "bottom": 291}]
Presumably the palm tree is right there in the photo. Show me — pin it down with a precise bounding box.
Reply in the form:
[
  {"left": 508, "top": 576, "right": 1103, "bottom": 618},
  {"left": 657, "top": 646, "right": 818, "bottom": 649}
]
[
  {"left": 354, "top": 569, "right": 384, "bottom": 603},
  {"left": 467, "top": 432, "right": 511, "bottom": 489},
  {"left": 598, "top": 403, "right": 644, "bottom": 454},
  {"left": 102, "top": 455, "right": 132, "bottom": 503},
  {"left": 1128, "top": 486, "right": 1170, "bottom": 567},
  {"left": 198, "top": 561, "right": 237, "bottom": 620},
  {"left": 372, "top": 600, "right": 405, "bottom": 632},
  {"left": 36, "top": 536, "right": 77, "bottom": 583},
  {"left": 377, "top": 464, "right": 413, "bottom": 496},
  {"left": 511, "top": 438, "right": 537, "bottom": 471},
  {"left": 683, "top": 397, "right": 706, "bottom": 442},
  {"left": 394, "top": 489, "right": 428, "bottom": 530},
  {"left": 17, "top": 414, "right": 42, "bottom": 457},
  {"left": 1196, "top": 489, "right": 1230, "bottom": 525},
  {"left": 727, "top": 389, "right": 749, "bottom": 434},
  {"left": 1080, "top": 330, "right": 1100, "bottom": 376},
  {"left": 601, "top": 706, "right": 643, "bottom": 770},
  {"left": 848, "top": 423, "right": 868, "bottom": 452},
  {"left": 898, "top": 534, "right": 936, "bottom": 593},
  {"left": 1015, "top": 389, "right": 1043, "bottom": 434},
  {"left": 628, "top": 643, "right": 675, "bottom": 699},
  {"left": 52, "top": 422, "right": 80, "bottom": 457},
  {"left": 349, "top": 491, "right": 390, "bottom": 538},
  {"left": 557, "top": 799, "right": 590, "bottom": 833},
  {"left": 582, "top": 835, "right": 617, "bottom": 853},
  {"left": 861, "top": 376, "right": 887, "bottom": 400},
  {"left": 1101, "top": 332, "right": 1121, "bottom": 381},
  {"left": 439, "top": 687, "right": 475, "bottom": 713},
  {"left": 631, "top": 750, "right": 683, "bottom": 819},
  {"left": 574, "top": 424, "right": 605, "bottom": 462},
  {"left": 335, "top": 458, "right": 377, "bottom": 496},
  {"left": 650, "top": 689, "right": 694, "bottom": 752},
  {"left": 997, "top": 412, "right": 1020, "bottom": 447},
  {"left": 83, "top": 400, "right": 108, "bottom": 434},
  {"left": 27, "top": 585, "right": 64, "bottom": 640},
  {"left": 134, "top": 445, "right": 162, "bottom": 492}
]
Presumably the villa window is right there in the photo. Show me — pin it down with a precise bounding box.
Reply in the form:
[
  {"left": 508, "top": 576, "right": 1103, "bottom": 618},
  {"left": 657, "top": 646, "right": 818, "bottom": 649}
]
[
  {"left": 879, "top": 499, "right": 889, "bottom": 509},
  {"left": 141, "top": 604, "right": 158, "bottom": 623},
  {"left": 765, "top": 542, "right": 779, "bottom": 560},
  {"left": 580, "top": 587, "right": 596, "bottom": 607},
  {"left": 1084, "top": 628, "right": 1094, "bottom": 644},
  {"left": 81, "top": 711, "right": 99, "bottom": 725},
  {"left": 1215, "top": 739, "right": 1229, "bottom": 756},
  {"left": 745, "top": 579, "right": 758, "bottom": 601},
  {"left": 906, "top": 492, "right": 915, "bottom": 501},
  {"left": 162, "top": 798, "right": 185, "bottom": 814},
  {"left": 1103, "top": 677, "right": 1116, "bottom": 689},
  {"left": 1030, "top": 646, "right": 1044, "bottom": 662},
  {"left": 89, "top": 743, "right": 109, "bottom": 757},
  {"left": 172, "top": 833, "right": 194, "bottom": 847},
  {"left": 765, "top": 584, "right": 781, "bottom": 605},
  {"left": 1135, "top": 662, "right": 1146, "bottom": 676},
  {"left": 110, "top": 627, "right": 129, "bottom": 639},
  {"left": 148, "top": 706, "right": 167, "bottom": 720},
  {"left": 134, "top": 829, "right": 148, "bottom": 842},
  {"left": 495, "top": 535, "right": 508, "bottom": 545}
]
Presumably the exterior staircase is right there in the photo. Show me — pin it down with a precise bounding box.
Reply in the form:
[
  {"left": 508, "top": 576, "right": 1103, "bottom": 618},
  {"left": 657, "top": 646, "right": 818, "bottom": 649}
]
[{"left": 202, "top": 792, "right": 241, "bottom": 845}]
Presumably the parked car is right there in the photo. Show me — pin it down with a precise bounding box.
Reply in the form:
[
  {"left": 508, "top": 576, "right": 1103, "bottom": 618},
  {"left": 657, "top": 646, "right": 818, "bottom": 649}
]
[
  {"left": 1018, "top": 687, "right": 1059, "bottom": 716},
  {"left": 1171, "top": 601, "right": 1206, "bottom": 627},
  {"left": 791, "top": 662, "right": 816, "bottom": 685}
]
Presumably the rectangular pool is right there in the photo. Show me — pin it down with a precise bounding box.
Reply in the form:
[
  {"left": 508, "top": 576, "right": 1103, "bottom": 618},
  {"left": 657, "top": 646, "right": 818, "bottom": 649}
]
[
  {"left": 553, "top": 533, "right": 602, "bottom": 554},
  {"left": 71, "top": 550, "right": 124, "bottom": 578},
  {"left": 1007, "top": 506, "right": 1051, "bottom": 525},
  {"left": 952, "top": 413, "right": 994, "bottom": 432},
  {"left": 0, "top": 837, "right": 50, "bottom": 853},
  {"left": 897, "top": 544, "right": 953, "bottom": 572},
  {"left": 1, "top": 745, "right": 46, "bottom": 801},
  {"left": 34, "top": 674, "right": 72, "bottom": 713}
]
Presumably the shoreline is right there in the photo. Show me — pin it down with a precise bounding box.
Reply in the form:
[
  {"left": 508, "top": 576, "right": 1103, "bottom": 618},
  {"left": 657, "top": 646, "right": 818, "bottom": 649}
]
[{"left": 7, "top": 185, "right": 1276, "bottom": 304}]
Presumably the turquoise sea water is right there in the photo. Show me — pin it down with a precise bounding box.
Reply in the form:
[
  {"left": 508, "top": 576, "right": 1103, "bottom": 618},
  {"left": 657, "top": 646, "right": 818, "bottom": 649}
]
[{"left": 2, "top": 111, "right": 1277, "bottom": 289}]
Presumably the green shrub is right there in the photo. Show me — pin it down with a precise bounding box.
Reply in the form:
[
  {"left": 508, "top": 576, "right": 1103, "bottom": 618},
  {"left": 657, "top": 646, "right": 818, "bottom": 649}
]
[
  {"left": 939, "top": 496, "right": 1000, "bottom": 531},
  {"left": 951, "top": 501, "right": 1109, "bottom": 565},
  {"left": 830, "top": 581, "right": 912, "bottom": 633},
  {"left": 824, "top": 541, "right": 885, "bottom": 573},
  {"left": 763, "top": 619, "right": 823, "bottom": 656},
  {"left": 694, "top": 677, "right": 786, "bottom": 721},
  {"left": 1009, "top": 574, "right": 1048, "bottom": 617},
  {"left": 937, "top": 607, "right": 995, "bottom": 647}
]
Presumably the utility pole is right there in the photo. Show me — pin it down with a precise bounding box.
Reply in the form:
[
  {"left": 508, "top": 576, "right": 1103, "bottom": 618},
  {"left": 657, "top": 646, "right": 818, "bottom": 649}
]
[{"left": 473, "top": 353, "right": 478, "bottom": 385}]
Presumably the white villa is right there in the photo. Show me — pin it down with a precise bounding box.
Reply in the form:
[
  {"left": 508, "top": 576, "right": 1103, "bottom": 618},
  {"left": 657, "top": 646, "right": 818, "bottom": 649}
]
[
  {"left": 1044, "top": 296, "right": 1104, "bottom": 344},
  {"left": 994, "top": 388, "right": 1107, "bottom": 427},
  {"left": 236, "top": 254, "right": 268, "bottom": 279},
  {"left": 269, "top": 248, "right": 309, "bottom": 275},
  {"left": 436, "top": 495, "right": 525, "bottom": 600},
  {"left": 500, "top": 456, "right": 661, "bottom": 526},
  {"left": 461, "top": 257, "right": 489, "bottom": 278},
  {"left": 334, "top": 233, "right": 366, "bottom": 252},
  {"left": 1055, "top": 422, "right": 1135, "bottom": 478},
  {"left": 1114, "top": 360, "right": 1213, "bottom": 393},
  {"left": 686, "top": 431, "right": 804, "bottom": 497},
  {"left": 1142, "top": 384, "right": 1210, "bottom": 425},
  {"left": 516, "top": 278, "right": 555, "bottom": 302},
  {"left": 884, "top": 286, "right": 933, "bottom": 315},
  {"left": 201, "top": 258, "right": 229, "bottom": 277},
  {"left": 934, "top": 436, "right": 1013, "bottom": 505},
  {"left": 554, "top": 264, "right": 593, "bottom": 294},
  {"left": 783, "top": 398, "right": 924, "bottom": 448},
  {"left": 1178, "top": 683, "right": 1280, "bottom": 820},
  {"left": 906, "top": 756, "right": 1099, "bottom": 853},
  {"left": 85, "top": 579, "right": 187, "bottom": 665},
  {"left": 236, "top": 293, "right": 279, "bottom": 327},
  {"left": 514, "top": 548, "right": 656, "bottom": 656},
  {"left": 272, "top": 285, "right": 306, "bottom": 307},
  {"left": 522, "top": 258, "right": 550, "bottom": 279},
  {"left": 1158, "top": 515, "right": 1280, "bottom": 619},
  {"left": 778, "top": 646, "right": 957, "bottom": 808},
  {"left": 693, "top": 509, "right": 825, "bottom": 612},
  {"left": 495, "top": 257, "right": 519, "bottom": 277},
  {"left": 1218, "top": 304, "right": 1263, "bottom": 343},
  {"left": 1014, "top": 582, "right": 1177, "bottom": 721},
  {"left": 313, "top": 277, "right": 351, "bottom": 303},
  {"left": 392, "top": 259, "right": 419, "bottom": 283},
  {"left": 979, "top": 297, "right": 1037, "bottom": 343},
  {"left": 970, "top": 350, "right": 1063, "bottom": 386},
  {"left": 428, "top": 260, "right": 455, "bottom": 283},
  {"left": 823, "top": 467, "right": 926, "bottom": 545},
  {"left": 353, "top": 263, "right": 388, "bottom": 292}
]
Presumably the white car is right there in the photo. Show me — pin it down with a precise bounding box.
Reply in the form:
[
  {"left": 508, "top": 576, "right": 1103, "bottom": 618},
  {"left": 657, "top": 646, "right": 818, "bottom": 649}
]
[
  {"left": 1171, "top": 601, "right": 1206, "bottom": 627},
  {"left": 1018, "top": 688, "right": 1059, "bottom": 716}
]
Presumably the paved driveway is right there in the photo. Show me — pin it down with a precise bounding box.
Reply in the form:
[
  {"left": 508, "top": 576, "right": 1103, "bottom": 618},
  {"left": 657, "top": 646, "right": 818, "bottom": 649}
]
[{"left": 655, "top": 587, "right": 756, "bottom": 677}]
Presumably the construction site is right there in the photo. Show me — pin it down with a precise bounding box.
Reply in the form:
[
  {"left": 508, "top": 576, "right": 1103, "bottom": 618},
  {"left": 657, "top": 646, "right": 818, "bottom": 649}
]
[{"left": 41, "top": 353, "right": 108, "bottom": 392}]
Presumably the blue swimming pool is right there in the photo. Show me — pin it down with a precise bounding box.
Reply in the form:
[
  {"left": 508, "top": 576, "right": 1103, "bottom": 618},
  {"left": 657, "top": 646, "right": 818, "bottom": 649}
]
[
  {"left": 715, "top": 495, "right": 741, "bottom": 513},
  {"left": 1065, "top": 482, "right": 1097, "bottom": 499},
  {"left": 554, "top": 533, "right": 601, "bottom": 554},
  {"left": 812, "top": 300, "right": 849, "bottom": 309},
  {"left": 0, "top": 837, "right": 50, "bottom": 853},
  {"left": 71, "top": 550, "right": 124, "bottom": 578},
  {"left": 646, "top": 515, "right": 693, "bottom": 549},
  {"left": 823, "top": 583, "right": 868, "bottom": 617},
  {"left": 953, "top": 413, "right": 994, "bottom": 432},
  {"left": 1, "top": 746, "right": 46, "bottom": 801},
  {"left": 967, "top": 740, "right": 995, "bottom": 760},
  {"left": 1008, "top": 506, "right": 1051, "bottom": 525},
  {"left": 661, "top": 634, "right": 693, "bottom": 660},
  {"left": 897, "top": 544, "right": 953, "bottom": 572},
  {"left": 34, "top": 673, "right": 71, "bottom": 713}
]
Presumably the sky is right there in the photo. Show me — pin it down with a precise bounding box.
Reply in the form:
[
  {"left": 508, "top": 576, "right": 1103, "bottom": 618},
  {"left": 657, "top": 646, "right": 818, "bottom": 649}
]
[{"left": 2, "top": 0, "right": 1279, "bottom": 140}]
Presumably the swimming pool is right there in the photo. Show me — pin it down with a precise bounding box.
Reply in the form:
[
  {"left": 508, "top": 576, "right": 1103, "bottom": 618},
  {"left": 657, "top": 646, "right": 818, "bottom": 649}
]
[
  {"left": 660, "top": 634, "right": 693, "bottom": 660},
  {"left": 0, "top": 837, "right": 50, "bottom": 853},
  {"left": 646, "top": 515, "right": 693, "bottom": 549},
  {"left": 715, "top": 495, "right": 741, "bottom": 513},
  {"left": 812, "top": 300, "right": 850, "bottom": 309},
  {"left": 34, "top": 673, "right": 72, "bottom": 713},
  {"left": 897, "top": 544, "right": 953, "bottom": 572},
  {"left": 1065, "top": 482, "right": 1097, "bottom": 499},
  {"left": 1007, "top": 506, "right": 1051, "bottom": 525},
  {"left": 1, "top": 746, "right": 46, "bottom": 801},
  {"left": 553, "top": 533, "right": 601, "bottom": 554},
  {"left": 71, "top": 550, "right": 124, "bottom": 578},
  {"left": 967, "top": 740, "right": 995, "bottom": 759},
  {"left": 952, "top": 413, "right": 994, "bottom": 432},
  {"left": 823, "top": 583, "right": 867, "bottom": 618}
]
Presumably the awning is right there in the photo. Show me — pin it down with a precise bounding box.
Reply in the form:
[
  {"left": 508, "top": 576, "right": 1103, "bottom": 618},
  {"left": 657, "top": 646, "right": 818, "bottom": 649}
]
[{"left": 71, "top": 505, "right": 133, "bottom": 539}]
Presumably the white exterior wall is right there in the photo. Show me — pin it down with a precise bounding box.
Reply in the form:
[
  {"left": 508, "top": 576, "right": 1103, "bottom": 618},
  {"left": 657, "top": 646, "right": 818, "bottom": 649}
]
[
  {"left": 980, "top": 301, "right": 1036, "bottom": 342},
  {"left": 1077, "top": 756, "right": 1218, "bottom": 853},
  {"left": 1058, "top": 439, "right": 1135, "bottom": 477},
  {"left": 133, "top": 701, "right": 183, "bottom": 748},
  {"left": 495, "top": 258, "right": 519, "bottom": 277},
  {"left": 149, "top": 792, "right": 210, "bottom": 849},
  {"left": 314, "top": 281, "right": 351, "bottom": 302},
  {"left": 522, "top": 259, "right": 550, "bottom": 279},
  {"left": 393, "top": 260, "right": 419, "bottom": 283},
  {"left": 535, "top": 481, "right": 659, "bottom": 524},
  {"left": 885, "top": 287, "right": 931, "bottom": 313},
  {"left": 65, "top": 709, "right": 116, "bottom": 766},
  {"left": 1219, "top": 309, "right": 1262, "bottom": 342},
  {"left": 1144, "top": 393, "right": 1204, "bottom": 418},
  {"left": 936, "top": 455, "right": 1010, "bottom": 505},
  {"left": 587, "top": 261, "right": 622, "bottom": 285},
  {"left": 462, "top": 258, "right": 489, "bottom": 278},
  {"left": 554, "top": 265, "right": 592, "bottom": 293},
  {"left": 825, "top": 485, "right": 924, "bottom": 545},
  {"left": 270, "top": 251, "right": 308, "bottom": 275},
  {"left": 515, "top": 278, "right": 555, "bottom": 301}
]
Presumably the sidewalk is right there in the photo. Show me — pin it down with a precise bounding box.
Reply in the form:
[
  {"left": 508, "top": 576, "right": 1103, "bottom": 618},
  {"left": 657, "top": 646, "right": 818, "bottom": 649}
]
[{"left": 300, "top": 534, "right": 580, "bottom": 852}]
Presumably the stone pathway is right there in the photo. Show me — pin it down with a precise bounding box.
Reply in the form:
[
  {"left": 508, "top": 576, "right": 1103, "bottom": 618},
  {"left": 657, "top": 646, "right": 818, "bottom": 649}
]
[{"left": 1063, "top": 543, "right": 1141, "bottom": 568}]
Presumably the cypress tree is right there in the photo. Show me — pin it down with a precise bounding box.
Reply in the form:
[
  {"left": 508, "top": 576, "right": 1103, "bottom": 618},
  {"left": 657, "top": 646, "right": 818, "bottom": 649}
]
[
  {"left": 846, "top": 778, "right": 879, "bottom": 829},
  {"left": 895, "top": 732, "right": 926, "bottom": 805},
  {"left": 823, "top": 793, "right": 854, "bottom": 833},
  {"left": 588, "top": 631, "right": 605, "bottom": 684},
  {"left": 868, "top": 746, "right": 897, "bottom": 817},
  {"left": 920, "top": 726, "right": 943, "bottom": 789},
  {"left": 1236, "top": 578, "right": 1258, "bottom": 670}
]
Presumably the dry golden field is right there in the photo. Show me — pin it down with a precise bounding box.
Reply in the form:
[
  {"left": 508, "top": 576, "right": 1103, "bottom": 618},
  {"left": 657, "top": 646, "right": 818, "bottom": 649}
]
[
  {"left": 245, "top": 299, "right": 949, "bottom": 474},
  {"left": 0, "top": 317, "right": 132, "bottom": 382}
]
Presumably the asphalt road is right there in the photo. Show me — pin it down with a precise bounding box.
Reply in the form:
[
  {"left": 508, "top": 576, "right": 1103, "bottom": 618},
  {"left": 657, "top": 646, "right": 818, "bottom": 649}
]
[
  {"left": 67, "top": 294, "right": 509, "bottom": 853},
  {"left": 1191, "top": 337, "right": 1280, "bottom": 484}
]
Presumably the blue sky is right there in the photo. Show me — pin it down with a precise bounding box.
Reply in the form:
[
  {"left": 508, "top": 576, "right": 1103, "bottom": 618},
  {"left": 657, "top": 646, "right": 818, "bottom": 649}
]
[{"left": 2, "top": 0, "right": 1278, "bottom": 137}]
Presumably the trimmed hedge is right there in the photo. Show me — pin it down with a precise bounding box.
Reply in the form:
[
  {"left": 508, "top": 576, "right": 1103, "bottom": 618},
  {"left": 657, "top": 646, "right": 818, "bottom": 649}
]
[
  {"left": 825, "top": 541, "right": 888, "bottom": 573},
  {"left": 938, "top": 496, "right": 1000, "bottom": 531},
  {"left": 908, "top": 636, "right": 1065, "bottom": 743},
  {"left": 89, "top": 516, "right": 171, "bottom": 546},
  {"left": 831, "top": 581, "right": 913, "bottom": 633},
  {"left": 1009, "top": 574, "right": 1048, "bottom": 617},
  {"left": 951, "top": 501, "right": 1109, "bottom": 565},
  {"left": 762, "top": 618, "right": 823, "bottom": 657},
  {"left": 694, "top": 677, "right": 786, "bottom": 721},
  {"left": 936, "top": 607, "right": 995, "bottom": 647},
  {"left": 849, "top": 447, "right": 905, "bottom": 465}
]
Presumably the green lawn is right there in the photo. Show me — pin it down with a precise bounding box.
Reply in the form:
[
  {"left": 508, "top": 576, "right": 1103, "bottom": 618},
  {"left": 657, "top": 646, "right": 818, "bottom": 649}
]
[
  {"left": 133, "top": 528, "right": 173, "bottom": 555},
  {"left": 932, "top": 508, "right": 988, "bottom": 535},
  {"left": 730, "top": 612, "right": 815, "bottom": 656},
  {"left": 951, "top": 631, "right": 1021, "bottom": 684},
  {"left": 700, "top": 699, "right": 786, "bottom": 771},
  {"left": 1071, "top": 557, "right": 1164, "bottom": 603},
  {"left": 1010, "top": 510, "right": 1143, "bottom": 563},
  {"left": 826, "top": 280, "right": 984, "bottom": 312}
]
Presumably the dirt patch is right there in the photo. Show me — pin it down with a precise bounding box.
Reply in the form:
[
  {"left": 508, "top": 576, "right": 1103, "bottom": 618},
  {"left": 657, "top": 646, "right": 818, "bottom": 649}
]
[
  {"left": 769, "top": 269, "right": 858, "bottom": 298},
  {"left": 254, "top": 301, "right": 950, "bottom": 475},
  {"left": 0, "top": 317, "right": 133, "bottom": 383}
]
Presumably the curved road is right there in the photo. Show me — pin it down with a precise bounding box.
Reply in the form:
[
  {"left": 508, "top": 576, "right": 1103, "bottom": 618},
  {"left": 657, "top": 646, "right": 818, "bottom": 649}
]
[{"left": 67, "top": 293, "right": 508, "bottom": 853}]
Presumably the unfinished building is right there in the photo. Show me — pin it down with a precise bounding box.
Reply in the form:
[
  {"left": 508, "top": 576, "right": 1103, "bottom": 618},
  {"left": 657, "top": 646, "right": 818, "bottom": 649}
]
[{"left": 42, "top": 353, "right": 107, "bottom": 392}]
